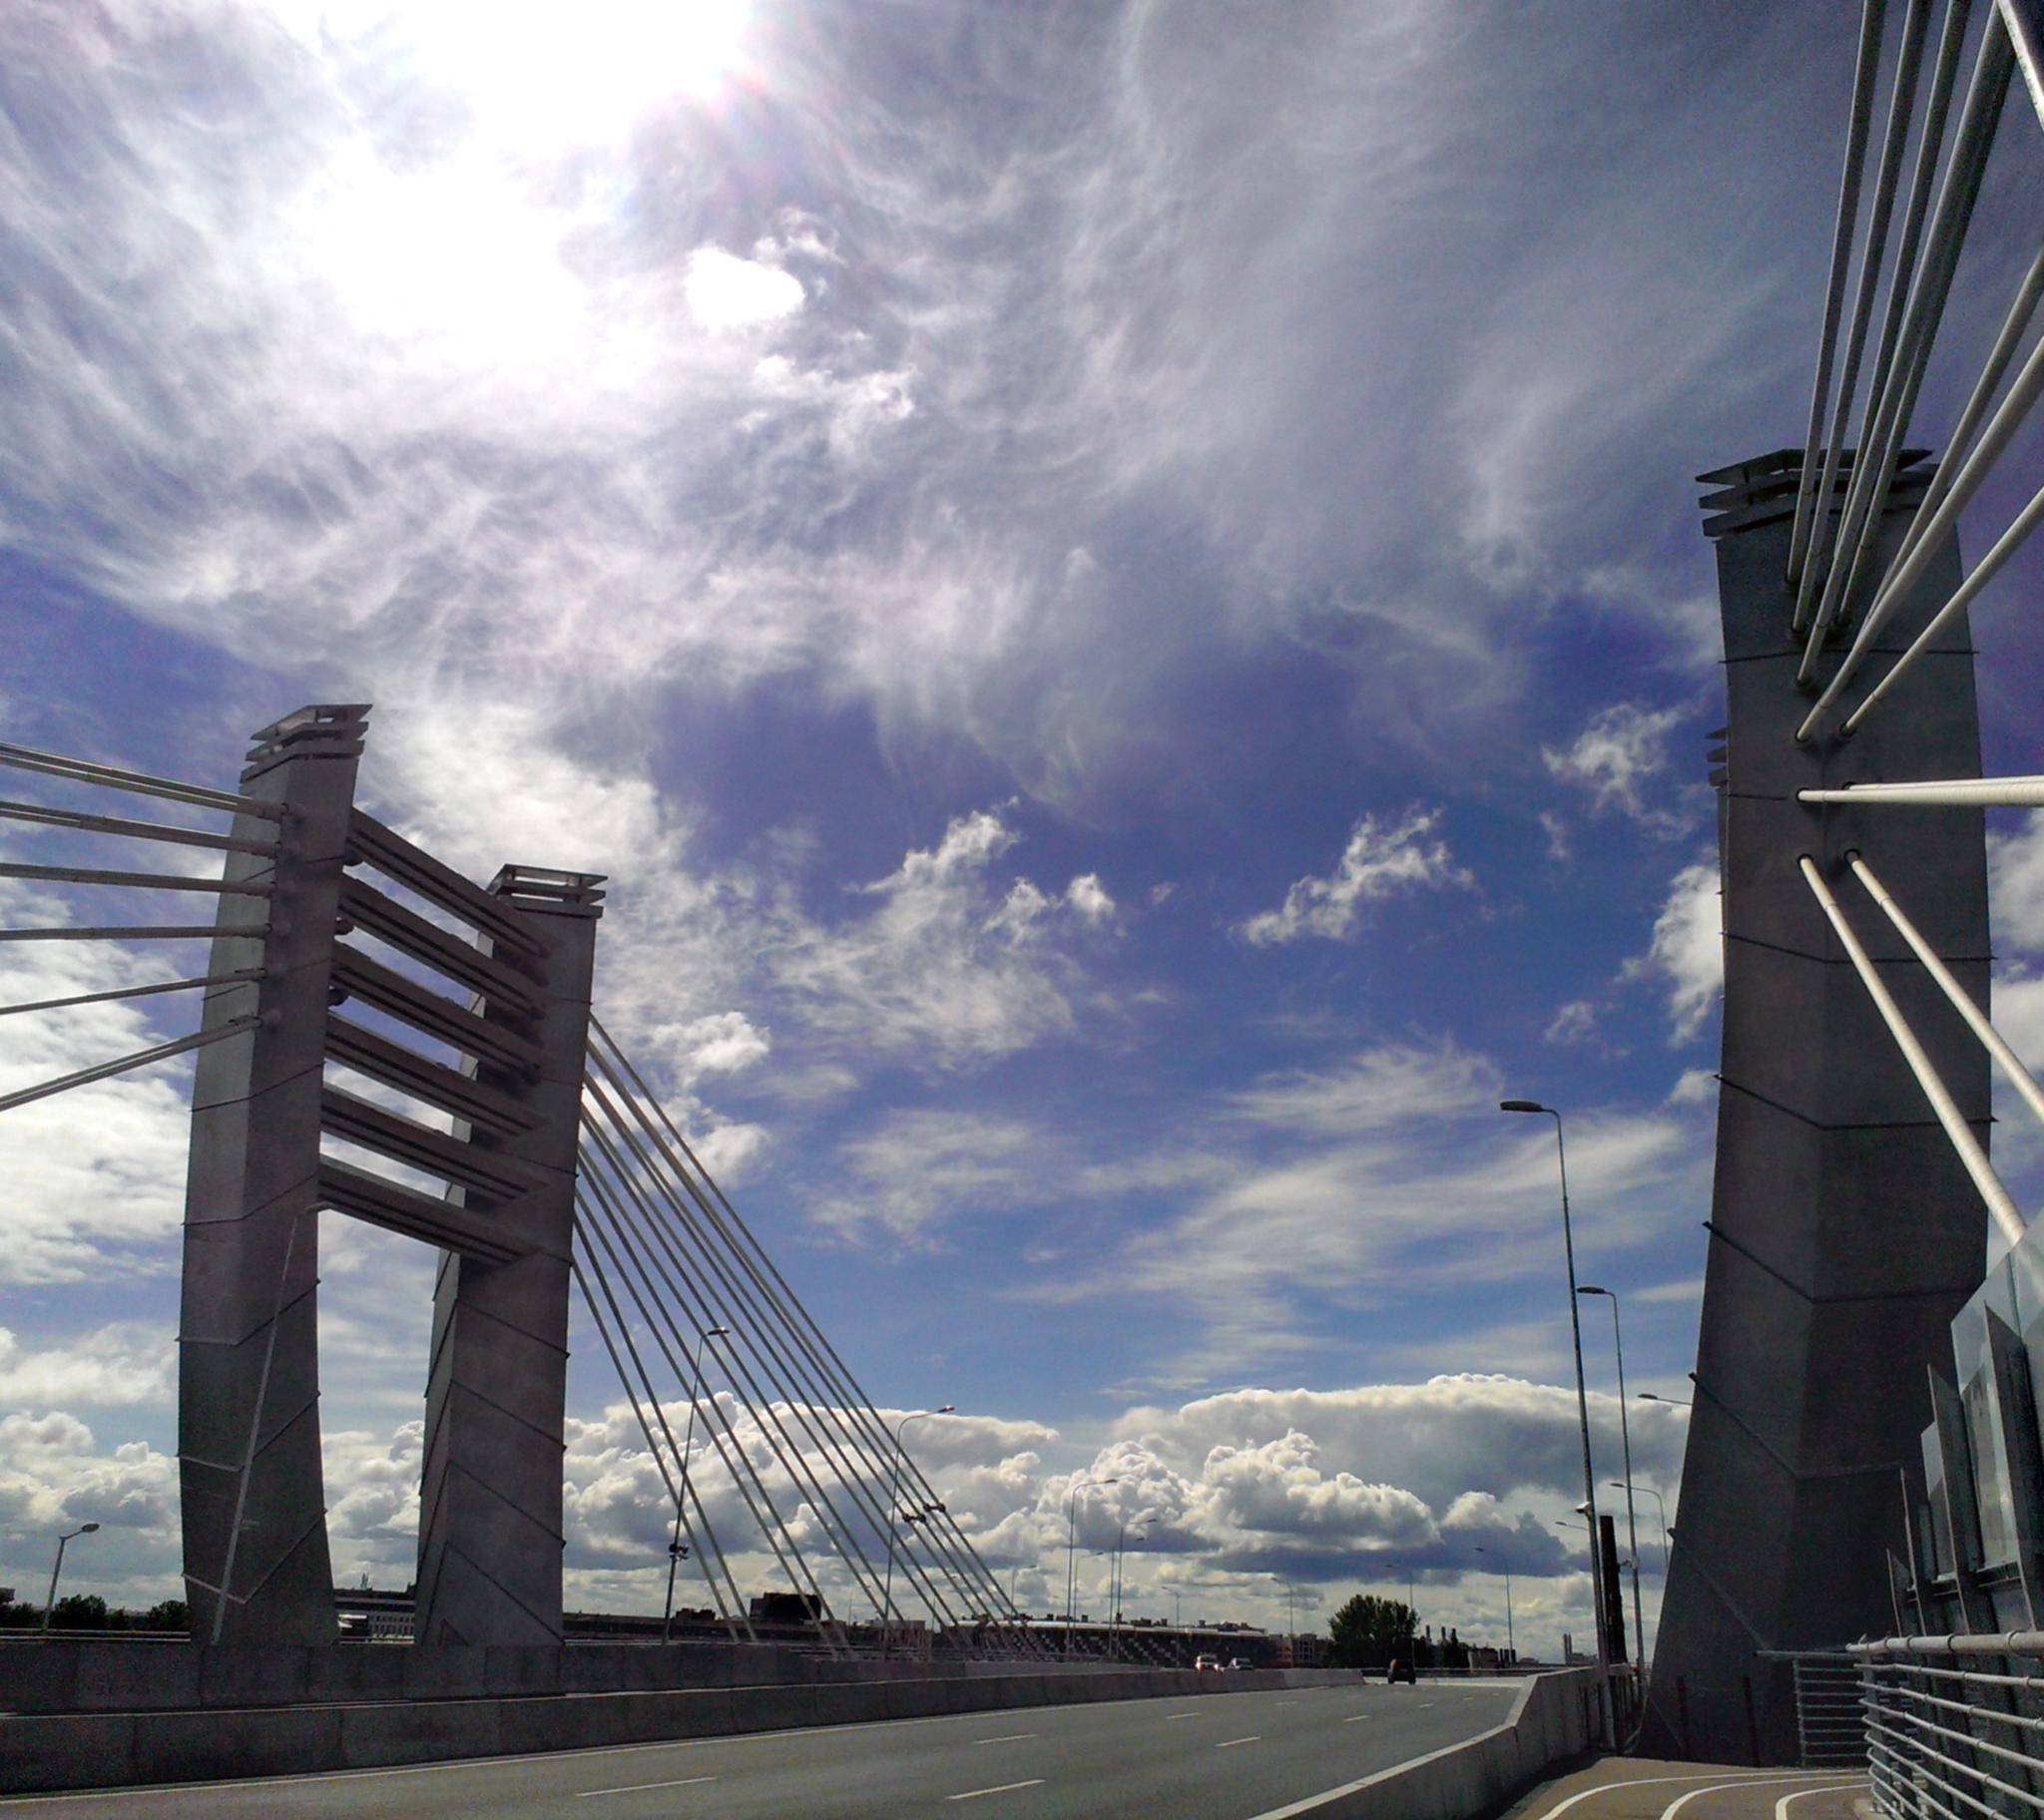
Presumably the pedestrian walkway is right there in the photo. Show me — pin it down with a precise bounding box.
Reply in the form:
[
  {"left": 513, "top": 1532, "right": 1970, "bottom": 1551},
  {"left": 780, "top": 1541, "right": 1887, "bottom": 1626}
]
[{"left": 1504, "top": 1758, "right": 1871, "bottom": 1820}]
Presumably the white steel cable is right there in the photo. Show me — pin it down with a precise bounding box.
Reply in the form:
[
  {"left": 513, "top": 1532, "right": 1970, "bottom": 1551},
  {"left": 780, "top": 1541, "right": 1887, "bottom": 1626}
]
[
  {"left": 1801, "top": 324, "right": 2044, "bottom": 728},
  {"left": 1841, "top": 470, "right": 2044, "bottom": 733},
  {"left": 586, "top": 1023, "right": 1031, "bottom": 1643},
  {"left": 1799, "top": 775, "right": 2044, "bottom": 804},
  {"left": 2000, "top": 0, "right": 2044, "bottom": 125},
  {"left": 1796, "top": 12, "right": 2015, "bottom": 685},
  {"left": 1847, "top": 852, "right": 2044, "bottom": 1135},
  {"left": 1863, "top": 235, "right": 2044, "bottom": 619},
  {"left": 1797, "top": 0, "right": 1931, "bottom": 635},
  {"left": 580, "top": 1079, "right": 952, "bottom": 1629},
  {"left": 570, "top": 1251, "right": 745, "bottom": 1628},
  {"left": 1799, "top": 855, "right": 2025, "bottom": 1244},
  {"left": 1790, "top": 0, "right": 1900, "bottom": 602}
]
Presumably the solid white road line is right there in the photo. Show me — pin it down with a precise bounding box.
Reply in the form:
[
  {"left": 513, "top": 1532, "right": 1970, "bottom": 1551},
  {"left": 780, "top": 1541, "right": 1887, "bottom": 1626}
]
[
  {"left": 576, "top": 1775, "right": 718, "bottom": 1797},
  {"left": 1217, "top": 1736, "right": 1262, "bottom": 1748},
  {"left": 947, "top": 1780, "right": 1047, "bottom": 1801},
  {"left": 974, "top": 1734, "right": 1038, "bottom": 1745},
  {"left": 1778, "top": 1785, "right": 1868, "bottom": 1820},
  {"left": 1525, "top": 1771, "right": 1851, "bottom": 1820},
  {"left": 1658, "top": 1779, "right": 1857, "bottom": 1820}
]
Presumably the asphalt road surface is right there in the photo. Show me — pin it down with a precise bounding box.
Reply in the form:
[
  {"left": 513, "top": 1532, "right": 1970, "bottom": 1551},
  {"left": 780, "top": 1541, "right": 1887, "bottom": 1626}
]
[{"left": 1, "top": 1679, "right": 1522, "bottom": 1819}]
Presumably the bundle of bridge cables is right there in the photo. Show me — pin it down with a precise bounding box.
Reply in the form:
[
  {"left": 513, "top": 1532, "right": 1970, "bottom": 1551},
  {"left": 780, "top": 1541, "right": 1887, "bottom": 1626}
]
[{"left": 573, "top": 1018, "right": 1037, "bottom": 1657}]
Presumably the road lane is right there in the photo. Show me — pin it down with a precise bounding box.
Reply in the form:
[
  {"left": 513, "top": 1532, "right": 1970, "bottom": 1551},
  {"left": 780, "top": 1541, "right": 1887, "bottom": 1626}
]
[{"left": 0, "top": 1679, "right": 1522, "bottom": 1820}]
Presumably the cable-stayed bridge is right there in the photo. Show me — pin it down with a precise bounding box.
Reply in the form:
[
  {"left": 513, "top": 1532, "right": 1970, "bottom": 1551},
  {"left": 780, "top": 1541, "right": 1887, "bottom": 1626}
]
[{"left": 0, "top": 704, "right": 1030, "bottom": 1658}]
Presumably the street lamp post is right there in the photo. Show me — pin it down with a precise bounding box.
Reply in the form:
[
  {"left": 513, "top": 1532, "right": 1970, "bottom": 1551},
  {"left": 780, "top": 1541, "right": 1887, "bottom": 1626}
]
[
  {"left": 1110, "top": 1519, "right": 1148, "bottom": 1660},
  {"left": 665, "top": 1324, "right": 732, "bottom": 1644},
  {"left": 1501, "top": 1100, "right": 1612, "bottom": 1741},
  {"left": 41, "top": 1523, "right": 99, "bottom": 1630},
  {"left": 1578, "top": 1285, "right": 1645, "bottom": 1685},
  {"left": 1619, "top": 1481, "right": 1673, "bottom": 1578},
  {"left": 1065, "top": 1474, "right": 1119, "bottom": 1659},
  {"left": 1474, "top": 1546, "right": 1513, "bottom": 1657},
  {"left": 882, "top": 1406, "right": 954, "bottom": 1652}
]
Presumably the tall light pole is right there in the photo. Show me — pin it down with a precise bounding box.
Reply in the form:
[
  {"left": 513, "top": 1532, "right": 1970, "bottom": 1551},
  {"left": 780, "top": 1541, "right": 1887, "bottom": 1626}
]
[
  {"left": 41, "top": 1523, "right": 99, "bottom": 1630},
  {"left": 1474, "top": 1545, "right": 1513, "bottom": 1657},
  {"left": 882, "top": 1406, "right": 954, "bottom": 1651},
  {"left": 1578, "top": 1285, "right": 1644, "bottom": 1685},
  {"left": 1501, "top": 1100, "right": 1611, "bottom": 1740},
  {"left": 1619, "top": 1482, "right": 1673, "bottom": 1579},
  {"left": 1110, "top": 1517, "right": 1148, "bottom": 1660},
  {"left": 1065, "top": 1474, "right": 1118, "bottom": 1658},
  {"left": 664, "top": 1324, "right": 732, "bottom": 1643}
]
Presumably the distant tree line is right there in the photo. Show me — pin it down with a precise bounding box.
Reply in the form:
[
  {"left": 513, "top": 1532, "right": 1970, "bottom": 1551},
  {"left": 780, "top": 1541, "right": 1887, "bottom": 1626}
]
[
  {"left": 0, "top": 1593, "right": 187, "bottom": 1631},
  {"left": 1326, "top": 1594, "right": 1470, "bottom": 1671}
]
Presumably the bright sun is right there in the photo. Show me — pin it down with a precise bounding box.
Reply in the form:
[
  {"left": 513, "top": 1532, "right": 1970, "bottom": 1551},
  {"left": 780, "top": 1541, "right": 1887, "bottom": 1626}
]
[{"left": 284, "top": 0, "right": 755, "bottom": 151}]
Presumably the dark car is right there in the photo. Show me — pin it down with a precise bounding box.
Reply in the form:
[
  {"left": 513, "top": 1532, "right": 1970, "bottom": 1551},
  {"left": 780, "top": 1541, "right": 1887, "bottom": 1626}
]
[{"left": 1386, "top": 1656, "right": 1417, "bottom": 1684}]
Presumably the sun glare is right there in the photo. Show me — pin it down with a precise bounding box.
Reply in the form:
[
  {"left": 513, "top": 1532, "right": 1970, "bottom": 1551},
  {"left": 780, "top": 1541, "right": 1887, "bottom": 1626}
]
[{"left": 283, "top": 0, "right": 754, "bottom": 152}]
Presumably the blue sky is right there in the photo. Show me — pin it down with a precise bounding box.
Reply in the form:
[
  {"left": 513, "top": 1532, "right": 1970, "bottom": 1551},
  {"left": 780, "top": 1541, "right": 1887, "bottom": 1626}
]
[{"left": 4, "top": 0, "right": 2044, "bottom": 1659}]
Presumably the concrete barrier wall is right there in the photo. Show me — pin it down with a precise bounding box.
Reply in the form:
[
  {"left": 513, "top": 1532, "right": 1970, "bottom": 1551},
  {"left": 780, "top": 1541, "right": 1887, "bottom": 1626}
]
[
  {"left": 1245, "top": 1669, "right": 1604, "bottom": 1820},
  {"left": 0, "top": 1656, "right": 1363, "bottom": 1795},
  {"left": 0, "top": 1637, "right": 1349, "bottom": 1713}
]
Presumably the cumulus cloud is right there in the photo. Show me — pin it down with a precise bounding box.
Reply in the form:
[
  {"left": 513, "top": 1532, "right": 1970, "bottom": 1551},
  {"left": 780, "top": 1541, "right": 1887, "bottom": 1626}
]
[
  {"left": 0, "top": 1325, "right": 174, "bottom": 1409},
  {"left": 1622, "top": 860, "right": 1723, "bottom": 1043},
  {"left": 1543, "top": 703, "right": 1687, "bottom": 829},
  {"left": 1241, "top": 809, "right": 1473, "bottom": 946}
]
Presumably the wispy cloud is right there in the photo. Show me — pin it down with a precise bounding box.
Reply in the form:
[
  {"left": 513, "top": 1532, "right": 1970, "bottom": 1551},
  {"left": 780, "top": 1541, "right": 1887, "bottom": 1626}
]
[
  {"left": 1543, "top": 702, "right": 1688, "bottom": 832},
  {"left": 1622, "top": 860, "right": 1723, "bottom": 1044},
  {"left": 1240, "top": 809, "right": 1473, "bottom": 946}
]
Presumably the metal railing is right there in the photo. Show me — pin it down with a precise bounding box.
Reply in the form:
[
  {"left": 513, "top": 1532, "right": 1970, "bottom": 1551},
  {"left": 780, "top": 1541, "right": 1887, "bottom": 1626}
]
[
  {"left": 1855, "top": 1635, "right": 2044, "bottom": 1818},
  {"left": 1790, "top": 1654, "right": 1871, "bottom": 1768}
]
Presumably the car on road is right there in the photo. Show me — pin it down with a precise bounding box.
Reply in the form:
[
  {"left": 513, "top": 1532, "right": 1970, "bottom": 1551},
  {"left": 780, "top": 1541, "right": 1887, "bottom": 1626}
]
[
  {"left": 1386, "top": 1656, "right": 1417, "bottom": 1684},
  {"left": 1194, "top": 1652, "right": 1223, "bottom": 1671},
  {"left": 1227, "top": 1657, "right": 1255, "bottom": 1671}
]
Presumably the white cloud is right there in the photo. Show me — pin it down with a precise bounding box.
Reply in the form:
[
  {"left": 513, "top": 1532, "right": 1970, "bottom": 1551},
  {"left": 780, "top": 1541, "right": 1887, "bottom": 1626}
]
[
  {"left": 1622, "top": 860, "right": 1722, "bottom": 1044},
  {"left": 775, "top": 810, "right": 1099, "bottom": 1068},
  {"left": 1024, "top": 1044, "right": 1706, "bottom": 1379},
  {"left": 1542, "top": 703, "right": 1686, "bottom": 827},
  {"left": 684, "top": 247, "right": 805, "bottom": 331},
  {"left": 0, "top": 888, "right": 197, "bottom": 1284},
  {"left": 0, "top": 1326, "right": 173, "bottom": 1409},
  {"left": 1545, "top": 1000, "right": 1598, "bottom": 1045},
  {"left": 812, "top": 1110, "right": 1041, "bottom": 1246},
  {"left": 1241, "top": 808, "right": 1473, "bottom": 946},
  {"left": 1991, "top": 813, "right": 2044, "bottom": 958}
]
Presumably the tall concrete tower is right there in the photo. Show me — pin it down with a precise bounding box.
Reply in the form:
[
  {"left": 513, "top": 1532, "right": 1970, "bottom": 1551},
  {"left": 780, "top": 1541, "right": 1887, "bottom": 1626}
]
[{"left": 1642, "top": 449, "right": 1989, "bottom": 1762}]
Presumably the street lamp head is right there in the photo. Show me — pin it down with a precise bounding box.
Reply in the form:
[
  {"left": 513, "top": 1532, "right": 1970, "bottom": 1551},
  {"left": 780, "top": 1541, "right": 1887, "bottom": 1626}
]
[
  {"left": 1574, "top": 1502, "right": 1591, "bottom": 1515},
  {"left": 79, "top": 1523, "right": 99, "bottom": 1535},
  {"left": 1576, "top": 1284, "right": 1609, "bottom": 1297},
  {"left": 936, "top": 1405, "right": 956, "bottom": 1414},
  {"left": 1499, "top": 1100, "right": 1548, "bottom": 1114},
  {"left": 706, "top": 1325, "right": 732, "bottom": 1338}
]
